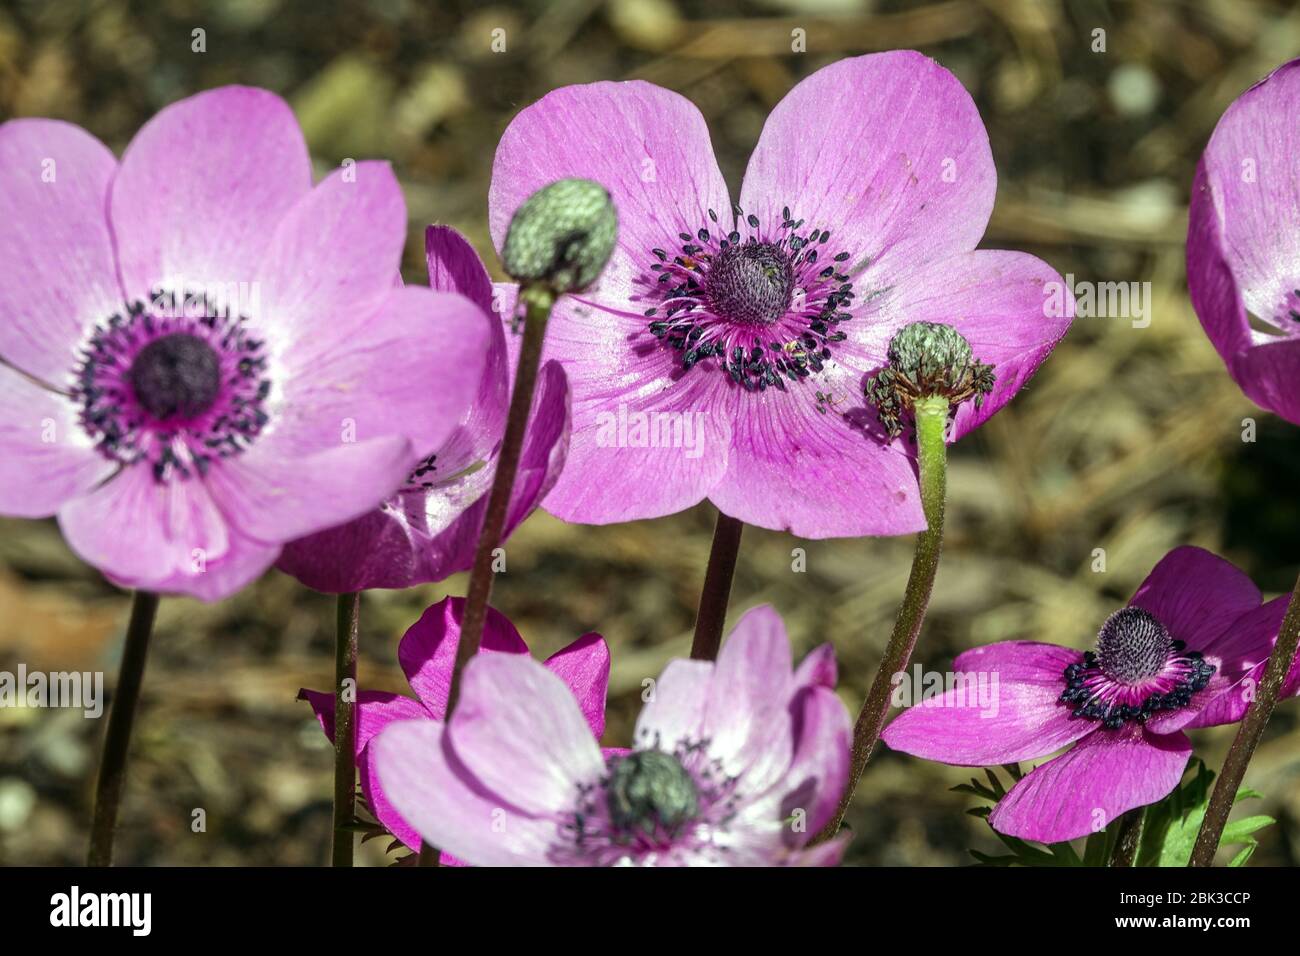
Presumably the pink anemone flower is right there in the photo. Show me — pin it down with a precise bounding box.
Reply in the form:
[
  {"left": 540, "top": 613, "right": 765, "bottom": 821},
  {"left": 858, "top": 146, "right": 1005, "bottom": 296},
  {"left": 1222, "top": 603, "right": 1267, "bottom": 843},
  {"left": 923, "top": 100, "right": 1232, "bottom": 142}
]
[
  {"left": 882, "top": 547, "right": 1294, "bottom": 843},
  {"left": 0, "top": 87, "right": 487, "bottom": 599},
  {"left": 301, "top": 596, "right": 610, "bottom": 865},
  {"left": 487, "top": 51, "right": 1071, "bottom": 536},
  {"left": 372, "top": 605, "right": 851, "bottom": 866}
]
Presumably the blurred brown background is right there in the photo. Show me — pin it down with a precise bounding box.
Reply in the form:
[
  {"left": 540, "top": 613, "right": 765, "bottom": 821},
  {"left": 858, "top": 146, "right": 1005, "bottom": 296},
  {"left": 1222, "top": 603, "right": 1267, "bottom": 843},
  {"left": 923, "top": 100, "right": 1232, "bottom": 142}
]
[{"left": 1, "top": 0, "right": 1298, "bottom": 866}]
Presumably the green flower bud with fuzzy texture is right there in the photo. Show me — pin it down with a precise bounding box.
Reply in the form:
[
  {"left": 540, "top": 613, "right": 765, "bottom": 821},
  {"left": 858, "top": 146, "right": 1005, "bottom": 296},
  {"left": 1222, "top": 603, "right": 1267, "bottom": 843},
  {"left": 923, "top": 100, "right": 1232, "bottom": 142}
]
[
  {"left": 865, "top": 320, "right": 996, "bottom": 439},
  {"left": 501, "top": 178, "right": 617, "bottom": 293}
]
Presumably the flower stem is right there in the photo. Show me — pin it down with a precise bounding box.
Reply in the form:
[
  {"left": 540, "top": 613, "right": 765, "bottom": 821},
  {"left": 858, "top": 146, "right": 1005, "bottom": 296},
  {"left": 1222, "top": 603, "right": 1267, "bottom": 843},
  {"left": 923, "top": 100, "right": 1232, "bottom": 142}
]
[
  {"left": 446, "top": 284, "right": 557, "bottom": 717},
  {"left": 332, "top": 591, "right": 360, "bottom": 868},
  {"left": 814, "top": 395, "right": 949, "bottom": 844},
  {"left": 1189, "top": 569, "right": 1300, "bottom": 866},
  {"left": 417, "top": 842, "right": 441, "bottom": 867},
  {"left": 1109, "top": 808, "right": 1143, "bottom": 866},
  {"left": 688, "top": 510, "right": 745, "bottom": 661},
  {"left": 87, "top": 590, "right": 160, "bottom": 867}
]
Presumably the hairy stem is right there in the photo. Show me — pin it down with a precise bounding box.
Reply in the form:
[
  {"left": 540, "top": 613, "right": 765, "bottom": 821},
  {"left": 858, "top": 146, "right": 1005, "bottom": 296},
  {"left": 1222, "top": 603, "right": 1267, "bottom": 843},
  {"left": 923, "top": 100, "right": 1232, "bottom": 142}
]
[
  {"left": 814, "top": 396, "right": 949, "bottom": 844},
  {"left": 447, "top": 284, "right": 556, "bottom": 717},
  {"left": 332, "top": 591, "right": 360, "bottom": 867},
  {"left": 1189, "top": 570, "right": 1300, "bottom": 866}
]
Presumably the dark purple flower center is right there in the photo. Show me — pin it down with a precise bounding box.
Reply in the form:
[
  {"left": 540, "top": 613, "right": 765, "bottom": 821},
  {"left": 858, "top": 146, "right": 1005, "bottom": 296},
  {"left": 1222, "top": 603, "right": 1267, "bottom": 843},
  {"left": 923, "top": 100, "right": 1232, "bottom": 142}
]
[
  {"left": 638, "top": 203, "right": 858, "bottom": 393},
  {"left": 703, "top": 241, "right": 794, "bottom": 326},
  {"left": 73, "top": 291, "right": 271, "bottom": 483},
  {"left": 1060, "top": 607, "right": 1216, "bottom": 729},
  {"left": 128, "top": 333, "right": 222, "bottom": 421}
]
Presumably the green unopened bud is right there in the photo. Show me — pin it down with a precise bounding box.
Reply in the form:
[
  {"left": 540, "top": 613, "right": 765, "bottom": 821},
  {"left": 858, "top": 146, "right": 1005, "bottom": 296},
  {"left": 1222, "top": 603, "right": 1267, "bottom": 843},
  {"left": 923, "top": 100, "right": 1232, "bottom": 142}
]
[
  {"left": 501, "top": 178, "right": 617, "bottom": 293},
  {"left": 865, "top": 321, "right": 996, "bottom": 439}
]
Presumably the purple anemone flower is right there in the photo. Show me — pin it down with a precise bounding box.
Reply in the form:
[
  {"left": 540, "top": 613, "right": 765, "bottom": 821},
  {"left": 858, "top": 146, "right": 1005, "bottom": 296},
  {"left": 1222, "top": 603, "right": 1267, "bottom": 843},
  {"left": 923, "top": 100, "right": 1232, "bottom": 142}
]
[
  {"left": 301, "top": 596, "right": 610, "bottom": 864},
  {"left": 275, "top": 227, "right": 570, "bottom": 592},
  {"left": 487, "top": 51, "right": 1071, "bottom": 536},
  {"left": 371, "top": 605, "right": 851, "bottom": 866},
  {"left": 882, "top": 547, "right": 1293, "bottom": 843},
  {"left": 0, "top": 87, "right": 488, "bottom": 600},
  {"left": 1189, "top": 58, "right": 1300, "bottom": 425}
]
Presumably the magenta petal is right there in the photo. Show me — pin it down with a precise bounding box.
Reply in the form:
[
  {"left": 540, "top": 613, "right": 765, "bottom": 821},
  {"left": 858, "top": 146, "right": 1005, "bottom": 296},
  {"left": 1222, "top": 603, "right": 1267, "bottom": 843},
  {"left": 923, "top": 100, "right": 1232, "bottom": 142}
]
[
  {"left": 1186, "top": 161, "right": 1253, "bottom": 368},
  {"left": 708, "top": 373, "right": 925, "bottom": 537},
  {"left": 298, "top": 688, "right": 428, "bottom": 752},
  {"left": 1165, "top": 595, "right": 1289, "bottom": 732},
  {"left": 0, "top": 371, "right": 113, "bottom": 518},
  {"left": 883, "top": 641, "right": 1093, "bottom": 765},
  {"left": 1128, "top": 546, "right": 1261, "bottom": 651},
  {"left": 447, "top": 654, "right": 605, "bottom": 816},
  {"left": 739, "top": 52, "right": 995, "bottom": 291},
  {"left": 701, "top": 606, "right": 797, "bottom": 795},
  {"left": 110, "top": 86, "right": 311, "bottom": 301},
  {"left": 793, "top": 643, "right": 838, "bottom": 691},
  {"left": 489, "top": 80, "right": 731, "bottom": 314},
  {"left": 371, "top": 718, "right": 559, "bottom": 866},
  {"left": 851, "top": 250, "right": 1072, "bottom": 444},
  {"left": 987, "top": 725, "right": 1191, "bottom": 843},
  {"left": 539, "top": 299, "right": 732, "bottom": 525},
  {"left": 274, "top": 508, "right": 418, "bottom": 594},
  {"left": 425, "top": 225, "right": 496, "bottom": 315},
  {"left": 543, "top": 633, "right": 611, "bottom": 740},
  {"left": 1231, "top": 338, "right": 1300, "bottom": 425},
  {"left": 398, "top": 596, "right": 528, "bottom": 718},
  {"left": 412, "top": 359, "right": 571, "bottom": 583},
  {"left": 0, "top": 119, "right": 123, "bottom": 384},
  {"left": 1193, "top": 59, "right": 1300, "bottom": 319},
  {"left": 737, "top": 684, "right": 851, "bottom": 843}
]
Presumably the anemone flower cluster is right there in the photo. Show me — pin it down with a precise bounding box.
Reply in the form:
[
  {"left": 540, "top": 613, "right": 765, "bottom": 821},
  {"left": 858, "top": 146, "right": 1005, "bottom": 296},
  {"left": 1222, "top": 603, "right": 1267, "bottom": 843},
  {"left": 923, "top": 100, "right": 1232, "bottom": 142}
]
[{"left": 6, "top": 46, "right": 1300, "bottom": 873}]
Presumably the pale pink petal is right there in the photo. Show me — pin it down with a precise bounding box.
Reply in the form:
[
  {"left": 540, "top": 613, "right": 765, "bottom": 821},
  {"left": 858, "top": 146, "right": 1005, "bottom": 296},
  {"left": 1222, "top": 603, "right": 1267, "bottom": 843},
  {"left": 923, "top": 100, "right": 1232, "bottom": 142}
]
[
  {"left": 372, "top": 718, "right": 560, "bottom": 866},
  {"left": 0, "top": 119, "right": 122, "bottom": 384},
  {"left": 110, "top": 86, "right": 311, "bottom": 302},
  {"left": 447, "top": 653, "right": 605, "bottom": 815}
]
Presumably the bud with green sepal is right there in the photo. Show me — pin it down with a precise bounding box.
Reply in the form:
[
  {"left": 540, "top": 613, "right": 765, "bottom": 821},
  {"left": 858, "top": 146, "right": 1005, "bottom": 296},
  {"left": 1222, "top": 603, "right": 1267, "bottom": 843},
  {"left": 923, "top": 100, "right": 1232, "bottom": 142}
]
[
  {"left": 864, "top": 321, "right": 996, "bottom": 439},
  {"left": 501, "top": 178, "right": 618, "bottom": 294}
]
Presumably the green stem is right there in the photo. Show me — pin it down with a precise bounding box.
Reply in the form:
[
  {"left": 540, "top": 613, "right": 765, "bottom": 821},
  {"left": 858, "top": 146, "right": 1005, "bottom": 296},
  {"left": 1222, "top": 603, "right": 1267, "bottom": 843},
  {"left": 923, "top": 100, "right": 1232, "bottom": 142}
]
[
  {"left": 332, "top": 591, "right": 360, "bottom": 867},
  {"left": 1189, "top": 569, "right": 1300, "bottom": 866},
  {"left": 87, "top": 590, "right": 160, "bottom": 867},
  {"left": 813, "top": 395, "right": 949, "bottom": 845},
  {"left": 688, "top": 510, "right": 745, "bottom": 661},
  {"left": 446, "top": 284, "right": 556, "bottom": 719}
]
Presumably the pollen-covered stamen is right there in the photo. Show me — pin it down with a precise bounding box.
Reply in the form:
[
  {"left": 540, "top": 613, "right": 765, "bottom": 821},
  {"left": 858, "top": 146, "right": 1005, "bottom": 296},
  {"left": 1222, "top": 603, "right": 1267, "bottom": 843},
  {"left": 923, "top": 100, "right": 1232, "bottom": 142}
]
[
  {"left": 1059, "top": 607, "right": 1217, "bottom": 729},
  {"left": 73, "top": 292, "right": 272, "bottom": 483},
  {"left": 864, "top": 321, "right": 996, "bottom": 438},
  {"left": 638, "top": 203, "right": 857, "bottom": 392},
  {"left": 1270, "top": 286, "right": 1300, "bottom": 328}
]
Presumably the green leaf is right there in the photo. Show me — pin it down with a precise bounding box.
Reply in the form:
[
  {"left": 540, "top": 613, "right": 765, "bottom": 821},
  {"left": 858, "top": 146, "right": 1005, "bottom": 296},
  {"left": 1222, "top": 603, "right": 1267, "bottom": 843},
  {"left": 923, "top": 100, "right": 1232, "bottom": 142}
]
[
  {"left": 1134, "top": 758, "right": 1274, "bottom": 866},
  {"left": 1227, "top": 843, "right": 1258, "bottom": 868}
]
